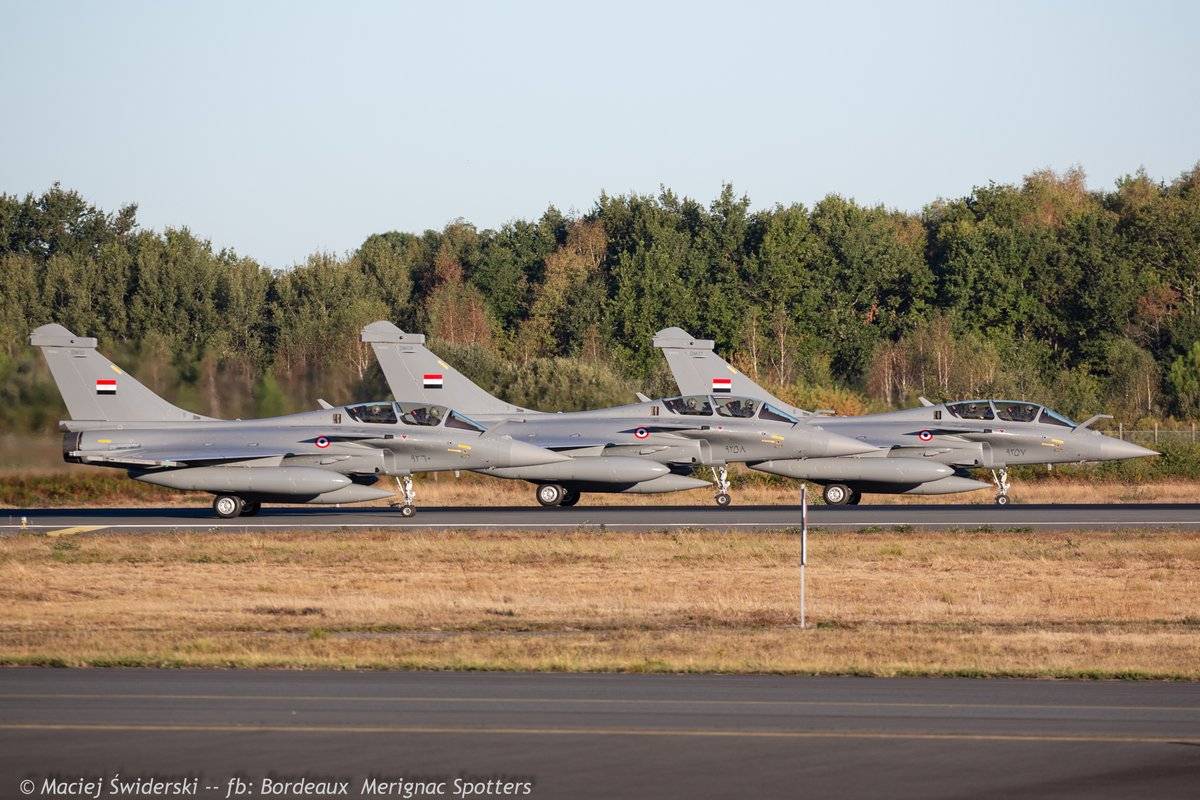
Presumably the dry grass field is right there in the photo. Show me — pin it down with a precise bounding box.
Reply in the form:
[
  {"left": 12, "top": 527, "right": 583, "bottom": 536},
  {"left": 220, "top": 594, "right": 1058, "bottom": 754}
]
[{"left": 1, "top": 528, "right": 1197, "bottom": 678}]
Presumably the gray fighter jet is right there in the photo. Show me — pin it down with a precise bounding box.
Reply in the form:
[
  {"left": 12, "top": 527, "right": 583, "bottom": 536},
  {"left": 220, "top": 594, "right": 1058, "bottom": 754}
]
[
  {"left": 361, "top": 321, "right": 877, "bottom": 507},
  {"left": 30, "top": 324, "right": 567, "bottom": 517},
  {"left": 653, "top": 327, "right": 1158, "bottom": 505}
]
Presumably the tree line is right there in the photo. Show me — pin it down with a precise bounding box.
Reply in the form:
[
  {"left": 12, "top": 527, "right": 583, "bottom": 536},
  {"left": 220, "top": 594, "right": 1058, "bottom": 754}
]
[{"left": 1, "top": 165, "right": 1198, "bottom": 434}]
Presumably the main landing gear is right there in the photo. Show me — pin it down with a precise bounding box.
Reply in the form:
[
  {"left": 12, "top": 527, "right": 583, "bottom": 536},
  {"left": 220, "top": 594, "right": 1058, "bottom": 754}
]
[
  {"left": 713, "top": 465, "right": 732, "bottom": 507},
  {"left": 389, "top": 475, "right": 417, "bottom": 517},
  {"left": 991, "top": 468, "right": 1011, "bottom": 506},
  {"left": 213, "top": 494, "right": 243, "bottom": 518},
  {"left": 822, "top": 484, "right": 862, "bottom": 506},
  {"left": 535, "top": 484, "right": 581, "bottom": 507}
]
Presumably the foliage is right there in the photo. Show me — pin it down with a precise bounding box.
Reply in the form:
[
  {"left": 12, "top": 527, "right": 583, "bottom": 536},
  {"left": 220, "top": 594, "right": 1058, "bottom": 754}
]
[{"left": 2, "top": 166, "right": 1200, "bottom": 432}]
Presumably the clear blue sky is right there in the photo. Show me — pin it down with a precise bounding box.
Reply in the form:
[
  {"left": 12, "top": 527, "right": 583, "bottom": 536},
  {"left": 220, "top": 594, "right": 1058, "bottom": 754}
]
[{"left": 2, "top": 0, "right": 1197, "bottom": 267}]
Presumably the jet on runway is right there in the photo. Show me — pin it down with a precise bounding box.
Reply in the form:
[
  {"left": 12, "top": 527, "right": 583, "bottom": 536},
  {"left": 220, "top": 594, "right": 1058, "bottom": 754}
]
[
  {"left": 361, "top": 321, "right": 877, "bottom": 507},
  {"left": 653, "top": 327, "right": 1158, "bottom": 505},
  {"left": 30, "top": 324, "right": 567, "bottom": 517}
]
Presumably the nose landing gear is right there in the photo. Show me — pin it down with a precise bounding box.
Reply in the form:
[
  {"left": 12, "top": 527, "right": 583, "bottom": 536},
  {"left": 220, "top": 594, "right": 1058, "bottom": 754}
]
[
  {"left": 390, "top": 475, "right": 417, "bottom": 517},
  {"left": 713, "top": 465, "right": 732, "bottom": 507},
  {"left": 991, "top": 468, "right": 1011, "bottom": 505}
]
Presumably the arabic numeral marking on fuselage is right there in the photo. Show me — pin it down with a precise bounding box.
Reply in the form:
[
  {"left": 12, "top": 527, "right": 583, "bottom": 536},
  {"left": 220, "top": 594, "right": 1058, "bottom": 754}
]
[
  {"left": 725, "top": 443, "right": 746, "bottom": 455},
  {"left": 1005, "top": 447, "right": 1026, "bottom": 459}
]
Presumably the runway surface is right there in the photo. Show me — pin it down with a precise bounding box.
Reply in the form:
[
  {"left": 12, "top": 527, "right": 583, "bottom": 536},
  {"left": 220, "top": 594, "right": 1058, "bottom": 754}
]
[
  {"left": 4, "top": 502, "right": 1200, "bottom": 533},
  {"left": 1, "top": 669, "right": 1197, "bottom": 799}
]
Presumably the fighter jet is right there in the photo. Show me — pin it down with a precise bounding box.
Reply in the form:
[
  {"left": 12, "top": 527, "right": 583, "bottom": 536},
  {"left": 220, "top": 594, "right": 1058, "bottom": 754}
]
[
  {"left": 653, "top": 327, "right": 1158, "bottom": 505},
  {"left": 30, "top": 324, "right": 567, "bottom": 517},
  {"left": 360, "top": 321, "right": 877, "bottom": 507}
]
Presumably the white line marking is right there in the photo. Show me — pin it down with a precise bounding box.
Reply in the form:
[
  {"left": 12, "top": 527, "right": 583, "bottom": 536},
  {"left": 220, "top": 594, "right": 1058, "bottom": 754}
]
[{"left": 3, "top": 520, "right": 1200, "bottom": 531}]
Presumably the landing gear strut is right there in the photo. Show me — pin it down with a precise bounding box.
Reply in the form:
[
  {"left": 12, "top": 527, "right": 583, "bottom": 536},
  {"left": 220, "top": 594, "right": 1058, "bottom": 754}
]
[
  {"left": 713, "top": 465, "right": 732, "bottom": 507},
  {"left": 991, "top": 468, "right": 1011, "bottom": 505},
  {"left": 390, "top": 475, "right": 416, "bottom": 517}
]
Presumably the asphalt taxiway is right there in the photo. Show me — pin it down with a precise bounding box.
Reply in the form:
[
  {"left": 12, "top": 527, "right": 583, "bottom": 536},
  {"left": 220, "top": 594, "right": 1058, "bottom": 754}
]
[
  {"left": 1, "top": 669, "right": 1197, "bottom": 799},
  {"left": 3, "top": 502, "right": 1200, "bottom": 533}
]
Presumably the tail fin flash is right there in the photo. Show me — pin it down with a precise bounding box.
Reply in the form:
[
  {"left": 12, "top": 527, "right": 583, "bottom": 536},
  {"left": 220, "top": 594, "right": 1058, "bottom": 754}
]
[
  {"left": 652, "top": 327, "right": 803, "bottom": 414},
  {"left": 361, "top": 321, "right": 530, "bottom": 415},
  {"left": 30, "top": 324, "right": 211, "bottom": 423}
]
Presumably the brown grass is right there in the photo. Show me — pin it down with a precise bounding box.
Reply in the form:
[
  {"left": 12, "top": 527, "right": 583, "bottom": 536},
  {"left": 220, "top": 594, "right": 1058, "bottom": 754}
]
[{"left": 1, "top": 529, "right": 1197, "bottom": 677}]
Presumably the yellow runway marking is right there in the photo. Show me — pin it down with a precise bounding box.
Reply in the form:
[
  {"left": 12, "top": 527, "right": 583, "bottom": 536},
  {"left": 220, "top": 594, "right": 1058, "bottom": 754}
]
[
  {"left": 0, "top": 722, "right": 1193, "bottom": 744},
  {"left": 44, "top": 526, "right": 103, "bottom": 538},
  {"left": 1, "top": 693, "right": 1195, "bottom": 714}
]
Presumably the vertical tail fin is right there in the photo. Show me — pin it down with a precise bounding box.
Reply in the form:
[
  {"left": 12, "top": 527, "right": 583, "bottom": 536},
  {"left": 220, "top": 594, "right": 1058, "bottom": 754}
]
[
  {"left": 361, "top": 321, "right": 530, "bottom": 415},
  {"left": 30, "top": 324, "right": 212, "bottom": 423},
  {"left": 652, "top": 327, "right": 805, "bottom": 415}
]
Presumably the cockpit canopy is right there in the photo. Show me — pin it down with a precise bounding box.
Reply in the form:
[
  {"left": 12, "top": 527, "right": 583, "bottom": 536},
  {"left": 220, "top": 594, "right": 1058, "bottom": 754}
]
[
  {"left": 944, "top": 400, "right": 1076, "bottom": 427},
  {"left": 344, "top": 401, "right": 486, "bottom": 433},
  {"left": 661, "top": 395, "right": 798, "bottom": 423}
]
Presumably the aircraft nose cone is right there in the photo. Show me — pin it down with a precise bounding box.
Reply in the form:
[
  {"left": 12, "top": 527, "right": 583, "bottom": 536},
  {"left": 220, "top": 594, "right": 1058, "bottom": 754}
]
[
  {"left": 1100, "top": 438, "right": 1159, "bottom": 461},
  {"left": 809, "top": 427, "right": 880, "bottom": 458},
  {"left": 504, "top": 438, "right": 572, "bottom": 467}
]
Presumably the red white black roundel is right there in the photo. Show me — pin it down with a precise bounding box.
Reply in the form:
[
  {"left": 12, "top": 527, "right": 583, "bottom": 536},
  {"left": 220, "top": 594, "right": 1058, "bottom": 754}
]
[
  {"left": 917, "top": 430, "right": 934, "bottom": 442},
  {"left": 315, "top": 436, "right": 331, "bottom": 449},
  {"left": 633, "top": 427, "right": 650, "bottom": 440}
]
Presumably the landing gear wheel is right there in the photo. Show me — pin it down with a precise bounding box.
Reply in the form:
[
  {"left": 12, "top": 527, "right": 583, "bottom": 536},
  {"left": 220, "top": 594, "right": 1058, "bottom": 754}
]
[
  {"left": 536, "top": 484, "right": 565, "bottom": 507},
  {"left": 715, "top": 492, "right": 732, "bottom": 507},
  {"left": 213, "top": 494, "right": 242, "bottom": 519},
  {"left": 823, "top": 484, "right": 852, "bottom": 506},
  {"left": 399, "top": 504, "right": 416, "bottom": 517},
  {"left": 240, "top": 500, "right": 261, "bottom": 516},
  {"left": 847, "top": 491, "right": 862, "bottom": 506},
  {"left": 559, "top": 490, "right": 581, "bottom": 507},
  {"left": 995, "top": 495, "right": 1010, "bottom": 506}
]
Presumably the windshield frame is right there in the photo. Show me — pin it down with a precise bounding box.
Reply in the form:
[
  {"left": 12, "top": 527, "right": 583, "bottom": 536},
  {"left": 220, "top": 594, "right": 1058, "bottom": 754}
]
[{"left": 1038, "top": 407, "right": 1077, "bottom": 427}]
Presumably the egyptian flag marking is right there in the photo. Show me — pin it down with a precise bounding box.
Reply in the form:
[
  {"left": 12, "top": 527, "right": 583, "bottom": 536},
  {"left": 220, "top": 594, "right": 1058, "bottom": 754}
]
[
  {"left": 423, "top": 373, "right": 444, "bottom": 389},
  {"left": 917, "top": 430, "right": 934, "bottom": 442},
  {"left": 712, "top": 377, "right": 732, "bottom": 393},
  {"left": 96, "top": 378, "right": 117, "bottom": 395}
]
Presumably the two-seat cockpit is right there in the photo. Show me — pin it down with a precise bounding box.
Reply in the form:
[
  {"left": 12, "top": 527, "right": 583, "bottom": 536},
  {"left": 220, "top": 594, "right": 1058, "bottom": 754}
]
[
  {"left": 661, "top": 395, "right": 799, "bottom": 423},
  {"left": 944, "top": 400, "right": 1076, "bottom": 427},
  {"left": 343, "top": 401, "right": 487, "bottom": 432}
]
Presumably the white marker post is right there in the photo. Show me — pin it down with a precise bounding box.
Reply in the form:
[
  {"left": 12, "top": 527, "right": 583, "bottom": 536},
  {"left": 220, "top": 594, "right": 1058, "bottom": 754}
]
[{"left": 799, "top": 483, "right": 808, "bottom": 629}]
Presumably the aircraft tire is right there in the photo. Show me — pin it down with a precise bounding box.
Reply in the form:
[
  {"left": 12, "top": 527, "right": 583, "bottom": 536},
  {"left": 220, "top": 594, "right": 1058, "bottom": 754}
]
[
  {"left": 213, "top": 494, "right": 243, "bottom": 519},
  {"left": 822, "top": 484, "right": 852, "bottom": 506},
  {"left": 847, "top": 491, "right": 862, "bottom": 506},
  {"left": 995, "top": 495, "right": 1010, "bottom": 506},
  {"left": 559, "top": 490, "right": 581, "bottom": 507},
  {"left": 536, "top": 484, "right": 565, "bottom": 507},
  {"left": 399, "top": 505, "right": 416, "bottom": 517},
  {"left": 715, "top": 492, "right": 732, "bottom": 507},
  {"left": 240, "top": 500, "right": 261, "bottom": 516}
]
